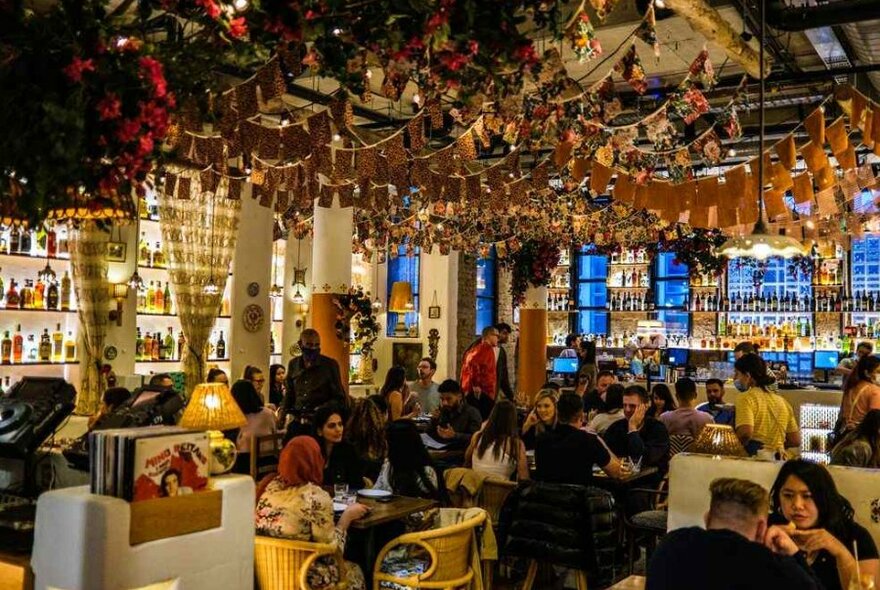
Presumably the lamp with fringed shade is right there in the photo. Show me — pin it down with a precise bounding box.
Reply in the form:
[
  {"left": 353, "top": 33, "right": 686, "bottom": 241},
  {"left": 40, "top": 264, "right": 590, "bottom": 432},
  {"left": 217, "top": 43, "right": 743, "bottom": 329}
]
[
  {"left": 180, "top": 383, "right": 247, "bottom": 475},
  {"left": 690, "top": 424, "right": 748, "bottom": 458},
  {"left": 388, "top": 281, "right": 414, "bottom": 336}
]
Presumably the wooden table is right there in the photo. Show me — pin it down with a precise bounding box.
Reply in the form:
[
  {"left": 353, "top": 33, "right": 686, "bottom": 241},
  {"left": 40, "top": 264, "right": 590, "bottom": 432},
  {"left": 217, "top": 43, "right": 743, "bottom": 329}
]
[
  {"left": 0, "top": 550, "right": 34, "bottom": 590},
  {"left": 607, "top": 574, "right": 646, "bottom": 589},
  {"left": 594, "top": 466, "right": 659, "bottom": 486},
  {"left": 349, "top": 495, "right": 437, "bottom": 530}
]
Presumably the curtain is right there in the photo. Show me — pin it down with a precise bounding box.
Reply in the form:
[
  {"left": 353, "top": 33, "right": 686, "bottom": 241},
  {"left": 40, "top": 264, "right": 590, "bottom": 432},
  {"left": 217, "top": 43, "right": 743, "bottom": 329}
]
[
  {"left": 68, "top": 222, "right": 110, "bottom": 415},
  {"left": 159, "top": 165, "right": 241, "bottom": 396}
]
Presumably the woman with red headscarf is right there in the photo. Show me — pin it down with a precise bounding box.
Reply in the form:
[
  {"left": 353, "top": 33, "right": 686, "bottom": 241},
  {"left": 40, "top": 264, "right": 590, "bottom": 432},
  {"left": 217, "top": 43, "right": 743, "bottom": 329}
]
[{"left": 255, "top": 436, "right": 369, "bottom": 590}]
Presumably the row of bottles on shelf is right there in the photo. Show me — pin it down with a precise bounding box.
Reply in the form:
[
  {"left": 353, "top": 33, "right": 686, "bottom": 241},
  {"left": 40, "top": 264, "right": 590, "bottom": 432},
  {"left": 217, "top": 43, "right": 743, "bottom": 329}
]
[
  {"left": 547, "top": 293, "right": 573, "bottom": 311},
  {"left": 848, "top": 320, "right": 880, "bottom": 340},
  {"left": 720, "top": 317, "right": 812, "bottom": 339},
  {"left": 583, "top": 331, "right": 849, "bottom": 353},
  {"left": 1, "top": 324, "right": 76, "bottom": 364},
  {"left": 135, "top": 328, "right": 227, "bottom": 362},
  {"left": 0, "top": 224, "right": 69, "bottom": 258},
  {"left": 812, "top": 261, "right": 842, "bottom": 286},
  {"left": 1, "top": 271, "right": 72, "bottom": 311},
  {"left": 551, "top": 272, "right": 571, "bottom": 289},
  {"left": 138, "top": 195, "right": 160, "bottom": 221},
  {"left": 606, "top": 291, "right": 654, "bottom": 312},
  {"left": 608, "top": 268, "right": 650, "bottom": 288},
  {"left": 137, "top": 281, "right": 173, "bottom": 315},
  {"left": 138, "top": 233, "right": 166, "bottom": 268},
  {"left": 609, "top": 248, "right": 649, "bottom": 264},
  {"left": 695, "top": 291, "right": 880, "bottom": 313},
  {"left": 689, "top": 272, "right": 719, "bottom": 288}
]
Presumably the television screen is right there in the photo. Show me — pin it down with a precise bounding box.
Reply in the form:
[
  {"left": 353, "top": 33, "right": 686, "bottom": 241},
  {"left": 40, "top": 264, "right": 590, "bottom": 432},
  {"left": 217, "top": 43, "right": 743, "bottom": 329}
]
[
  {"left": 814, "top": 350, "right": 839, "bottom": 371},
  {"left": 667, "top": 348, "right": 689, "bottom": 367},
  {"left": 552, "top": 357, "right": 579, "bottom": 374}
]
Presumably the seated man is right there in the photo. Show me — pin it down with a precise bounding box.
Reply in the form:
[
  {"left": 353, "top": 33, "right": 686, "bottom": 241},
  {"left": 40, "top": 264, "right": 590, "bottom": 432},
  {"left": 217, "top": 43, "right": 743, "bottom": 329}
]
[
  {"left": 696, "top": 378, "right": 734, "bottom": 426},
  {"left": 535, "top": 392, "right": 621, "bottom": 486},
  {"left": 603, "top": 384, "right": 670, "bottom": 474},
  {"left": 583, "top": 370, "right": 615, "bottom": 415},
  {"left": 659, "top": 377, "right": 714, "bottom": 438},
  {"left": 647, "top": 478, "right": 822, "bottom": 590},
  {"left": 428, "top": 379, "right": 482, "bottom": 450}
]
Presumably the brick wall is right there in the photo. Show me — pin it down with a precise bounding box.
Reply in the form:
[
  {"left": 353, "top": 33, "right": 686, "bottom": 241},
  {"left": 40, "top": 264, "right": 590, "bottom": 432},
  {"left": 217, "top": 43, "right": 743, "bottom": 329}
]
[
  {"left": 455, "top": 254, "right": 477, "bottom": 377},
  {"left": 497, "top": 267, "right": 516, "bottom": 392}
]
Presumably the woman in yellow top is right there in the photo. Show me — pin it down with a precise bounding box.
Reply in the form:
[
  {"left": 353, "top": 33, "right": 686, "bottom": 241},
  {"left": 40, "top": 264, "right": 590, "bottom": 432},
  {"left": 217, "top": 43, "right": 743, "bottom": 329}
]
[{"left": 733, "top": 353, "right": 800, "bottom": 457}]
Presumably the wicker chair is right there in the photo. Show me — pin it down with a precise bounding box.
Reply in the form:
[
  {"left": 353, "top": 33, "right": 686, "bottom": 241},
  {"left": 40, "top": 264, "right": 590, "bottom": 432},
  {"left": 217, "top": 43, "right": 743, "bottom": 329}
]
[
  {"left": 250, "top": 432, "right": 286, "bottom": 480},
  {"left": 372, "top": 509, "right": 488, "bottom": 590},
  {"left": 254, "top": 536, "right": 345, "bottom": 590},
  {"left": 477, "top": 479, "right": 517, "bottom": 527}
]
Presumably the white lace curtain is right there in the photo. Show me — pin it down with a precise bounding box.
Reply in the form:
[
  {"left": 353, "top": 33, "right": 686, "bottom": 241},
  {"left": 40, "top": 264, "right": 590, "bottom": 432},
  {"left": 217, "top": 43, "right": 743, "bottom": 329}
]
[
  {"left": 159, "top": 165, "right": 241, "bottom": 396},
  {"left": 68, "top": 222, "right": 110, "bottom": 415}
]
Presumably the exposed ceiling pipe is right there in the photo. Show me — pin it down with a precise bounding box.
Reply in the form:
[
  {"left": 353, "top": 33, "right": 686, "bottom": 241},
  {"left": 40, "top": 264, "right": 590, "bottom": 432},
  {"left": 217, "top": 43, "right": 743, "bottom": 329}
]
[{"left": 767, "top": 0, "right": 880, "bottom": 32}]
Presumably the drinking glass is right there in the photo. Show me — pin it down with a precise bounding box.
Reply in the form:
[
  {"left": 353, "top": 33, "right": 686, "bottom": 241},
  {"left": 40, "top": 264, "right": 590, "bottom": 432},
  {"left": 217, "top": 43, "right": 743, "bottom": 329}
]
[
  {"left": 334, "top": 483, "right": 349, "bottom": 501},
  {"left": 620, "top": 458, "right": 633, "bottom": 475}
]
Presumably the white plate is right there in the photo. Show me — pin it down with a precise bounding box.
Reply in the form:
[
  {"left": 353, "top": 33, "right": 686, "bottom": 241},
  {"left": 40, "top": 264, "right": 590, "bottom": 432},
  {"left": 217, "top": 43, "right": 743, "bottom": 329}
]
[
  {"left": 333, "top": 502, "right": 348, "bottom": 512},
  {"left": 357, "top": 488, "right": 392, "bottom": 499}
]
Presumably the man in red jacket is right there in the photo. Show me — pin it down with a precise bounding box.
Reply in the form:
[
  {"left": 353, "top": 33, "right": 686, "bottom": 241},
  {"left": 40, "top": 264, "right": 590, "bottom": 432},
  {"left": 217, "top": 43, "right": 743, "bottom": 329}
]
[{"left": 460, "top": 325, "right": 499, "bottom": 419}]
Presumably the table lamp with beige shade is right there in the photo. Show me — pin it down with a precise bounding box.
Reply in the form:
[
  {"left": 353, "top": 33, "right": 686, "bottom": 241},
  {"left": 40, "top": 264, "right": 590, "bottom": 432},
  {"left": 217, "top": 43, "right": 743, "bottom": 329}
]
[
  {"left": 179, "top": 382, "right": 247, "bottom": 474},
  {"left": 690, "top": 424, "right": 748, "bottom": 458},
  {"left": 388, "top": 281, "right": 414, "bottom": 336}
]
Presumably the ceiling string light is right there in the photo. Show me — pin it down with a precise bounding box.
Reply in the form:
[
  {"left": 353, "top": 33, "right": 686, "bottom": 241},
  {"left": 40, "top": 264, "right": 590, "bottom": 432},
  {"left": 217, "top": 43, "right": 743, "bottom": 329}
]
[{"left": 718, "top": 0, "right": 805, "bottom": 261}]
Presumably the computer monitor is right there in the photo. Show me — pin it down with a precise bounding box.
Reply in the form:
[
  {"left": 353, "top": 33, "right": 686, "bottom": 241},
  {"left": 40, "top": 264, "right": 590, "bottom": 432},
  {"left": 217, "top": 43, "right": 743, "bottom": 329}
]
[
  {"left": 552, "top": 357, "right": 579, "bottom": 374},
  {"left": 666, "top": 348, "right": 689, "bottom": 367},
  {"left": 814, "top": 350, "right": 839, "bottom": 371}
]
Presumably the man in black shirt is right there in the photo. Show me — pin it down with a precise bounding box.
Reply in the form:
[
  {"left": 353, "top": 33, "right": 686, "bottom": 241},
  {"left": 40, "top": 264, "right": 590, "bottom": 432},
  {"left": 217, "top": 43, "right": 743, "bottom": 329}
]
[
  {"left": 428, "top": 379, "right": 482, "bottom": 450},
  {"left": 283, "top": 329, "right": 346, "bottom": 427},
  {"left": 536, "top": 392, "right": 621, "bottom": 486},
  {"left": 603, "top": 384, "right": 670, "bottom": 475},
  {"left": 583, "top": 370, "right": 615, "bottom": 415},
  {"left": 647, "top": 478, "right": 821, "bottom": 590}
]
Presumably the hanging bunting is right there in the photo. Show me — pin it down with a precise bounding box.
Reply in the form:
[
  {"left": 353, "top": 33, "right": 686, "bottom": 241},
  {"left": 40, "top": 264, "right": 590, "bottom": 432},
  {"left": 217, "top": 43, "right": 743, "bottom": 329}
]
[
  {"left": 566, "top": 10, "right": 602, "bottom": 62},
  {"left": 636, "top": 4, "right": 660, "bottom": 58},
  {"left": 615, "top": 45, "right": 648, "bottom": 94},
  {"left": 672, "top": 87, "right": 710, "bottom": 125},
  {"left": 590, "top": 0, "right": 622, "bottom": 22},
  {"left": 687, "top": 49, "right": 716, "bottom": 89},
  {"left": 805, "top": 108, "right": 825, "bottom": 146},
  {"left": 774, "top": 135, "right": 797, "bottom": 170}
]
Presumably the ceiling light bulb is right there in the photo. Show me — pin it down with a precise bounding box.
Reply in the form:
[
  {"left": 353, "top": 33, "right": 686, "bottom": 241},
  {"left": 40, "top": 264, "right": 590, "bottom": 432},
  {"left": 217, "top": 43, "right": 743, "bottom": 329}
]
[
  {"left": 203, "top": 279, "right": 220, "bottom": 295},
  {"left": 654, "top": 0, "right": 666, "bottom": 8},
  {"left": 332, "top": 133, "right": 342, "bottom": 142},
  {"left": 233, "top": 0, "right": 249, "bottom": 11},
  {"left": 332, "top": 27, "right": 342, "bottom": 36},
  {"left": 292, "top": 288, "right": 305, "bottom": 304},
  {"left": 728, "top": 148, "right": 737, "bottom": 157}
]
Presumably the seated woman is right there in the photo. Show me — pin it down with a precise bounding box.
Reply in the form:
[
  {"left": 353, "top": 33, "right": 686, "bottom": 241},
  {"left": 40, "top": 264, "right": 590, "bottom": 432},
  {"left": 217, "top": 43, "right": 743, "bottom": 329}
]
[
  {"left": 521, "top": 389, "right": 558, "bottom": 450},
  {"left": 380, "top": 366, "right": 419, "bottom": 421},
  {"left": 374, "top": 420, "right": 444, "bottom": 503},
  {"left": 587, "top": 384, "right": 625, "bottom": 435},
  {"left": 345, "top": 398, "right": 387, "bottom": 483},
  {"left": 88, "top": 387, "right": 131, "bottom": 430},
  {"left": 831, "top": 409, "right": 880, "bottom": 468},
  {"left": 229, "top": 379, "right": 277, "bottom": 474},
  {"left": 839, "top": 356, "right": 880, "bottom": 433},
  {"left": 465, "top": 399, "right": 529, "bottom": 481},
  {"left": 647, "top": 383, "right": 676, "bottom": 418},
  {"left": 770, "top": 459, "right": 879, "bottom": 590},
  {"left": 313, "top": 403, "right": 364, "bottom": 489},
  {"left": 255, "top": 436, "right": 369, "bottom": 590},
  {"left": 206, "top": 367, "right": 229, "bottom": 385}
]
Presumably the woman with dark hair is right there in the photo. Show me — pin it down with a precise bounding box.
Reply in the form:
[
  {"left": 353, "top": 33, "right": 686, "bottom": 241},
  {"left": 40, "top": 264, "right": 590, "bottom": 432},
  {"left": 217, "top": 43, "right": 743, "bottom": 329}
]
[
  {"left": 831, "top": 409, "right": 880, "bottom": 468},
  {"left": 159, "top": 468, "right": 192, "bottom": 497},
  {"left": 206, "top": 367, "right": 228, "bottom": 385},
  {"left": 312, "top": 403, "right": 363, "bottom": 489},
  {"left": 268, "top": 363, "right": 286, "bottom": 407},
  {"left": 840, "top": 355, "right": 880, "bottom": 432},
  {"left": 733, "top": 353, "right": 800, "bottom": 456},
  {"left": 647, "top": 384, "right": 676, "bottom": 418},
  {"left": 465, "top": 400, "right": 529, "bottom": 481},
  {"left": 374, "top": 420, "right": 444, "bottom": 502},
  {"left": 229, "top": 379, "right": 277, "bottom": 473},
  {"left": 345, "top": 398, "right": 387, "bottom": 482},
  {"left": 588, "top": 383, "right": 625, "bottom": 434},
  {"left": 380, "top": 366, "right": 417, "bottom": 421},
  {"left": 521, "top": 389, "right": 558, "bottom": 450},
  {"left": 255, "top": 436, "right": 368, "bottom": 590},
  {"left": 770, "top": 459, "right": 878, "bottom": 590}
]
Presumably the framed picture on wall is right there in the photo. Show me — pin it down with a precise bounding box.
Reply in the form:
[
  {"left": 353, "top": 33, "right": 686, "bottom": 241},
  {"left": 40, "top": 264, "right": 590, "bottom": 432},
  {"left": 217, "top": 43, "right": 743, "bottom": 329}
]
[
  {"left": 392, "top": 342, "right": 424, "bottom": 381},
  {"left": 428, "top": 305, "right": 441, "bottom": 319},
  {"left": 107, "top": 241, "right": 127, "bottom": 262}
]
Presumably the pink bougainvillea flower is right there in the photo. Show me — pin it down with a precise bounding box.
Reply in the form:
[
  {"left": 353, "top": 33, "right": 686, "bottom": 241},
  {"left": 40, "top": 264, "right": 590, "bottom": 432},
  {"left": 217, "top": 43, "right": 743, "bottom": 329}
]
[
  {"left": 228, "top": 17, "right": 248, "bottom": 39},
  {"left": 63, "top": 57, "right": 95, "bottom": 82},
  {"left": 97, "top": 93, "right": 122, "bottom": 121}
]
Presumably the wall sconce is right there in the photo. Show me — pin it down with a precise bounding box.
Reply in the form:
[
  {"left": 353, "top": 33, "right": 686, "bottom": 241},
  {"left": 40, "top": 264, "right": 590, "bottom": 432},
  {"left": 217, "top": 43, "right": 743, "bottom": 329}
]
[
  {"left": 109, "top": 283, "right": 129, "bottom": 326},
  {"left": 293, "top": 300, "right": 310, "bottom": 328}
]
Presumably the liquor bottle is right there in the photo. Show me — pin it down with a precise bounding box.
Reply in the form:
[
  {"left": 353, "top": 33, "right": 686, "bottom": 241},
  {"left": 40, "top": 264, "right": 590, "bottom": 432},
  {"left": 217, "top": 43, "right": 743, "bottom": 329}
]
[
  {"left": 152, "top": 242, "right": 164, "bottom": 268},
  {"left": 136, "top": 328, "right": 145, "bottom": 361},
  {"left": 177, "top": 330, "right": 186, "bottom": 360},
  {"left": 1, "top": 331, "right": 11, "bottom": 364},
  {"left": 136, "top": 283, "right": 146, "bottom": 312},
  {"left": 46, "top": 226, "right": 56, "bottom": 258},
  {"left": 154, "top": 282, "right": 164, "bottom": 313},
  {"left": 34, "top": 276, "right": 45, "bottom": 309},
  {"left": 19, "top": 228, "right": 31, "bottom": 254},
  {"left": 46, "top": 279, "right": 59, "bottom": 310},
  {"left": 26, "top": 334, "right": 36, "bottom": 361},
  {"left": 21, "top": 280, "right": 33, "bottom": 309},
  {"left": 64, "top": 331, "right": 76, "bottom": 361},
  {"left": 146, "top": 281, "right": 156, "bottom": 313},
  {"left": 163, "top": 327, "right": 174, "bottom": 361},
  {"left": 139, "top": 232, "right": 150, "bottom": 266},
  {"left": 163, "top": 282, "right": 172, "bottom": 315},
  {"left": 5, "top": 279, "right": 19, "bottom": 309},
  {"left": 52, "top": 323, "right": 63, "bottom": 362},
  {"left": 216, "top": 331, "right": 226, "bottom": 359},
  {"left": 57, "top": 227, "right": 68, "bottom": 255},
  {"left": 143, "top": 332, "right": 153, "bottom": 361},
  {"left": 9, "top": 226, "right": 19, "bottom": 254},
  {"left": 60, "top": 271, "right": 71, "bottom": 311},
  {"left": 35, "top": 225, "right": 46, "bottom": 253},
  {"left": 151, "top": 333, "right": 160, "bottom": 361},
  {"left": 38, "top": 328, "right": 51, "bottom": 362},
  {"left": 12, "top": 324, "right": 22, "bottom": 364}
]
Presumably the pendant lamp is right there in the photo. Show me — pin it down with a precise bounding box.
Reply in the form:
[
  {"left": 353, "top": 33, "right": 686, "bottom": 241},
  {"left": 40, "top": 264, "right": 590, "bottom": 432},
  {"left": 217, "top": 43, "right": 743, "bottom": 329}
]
[{"left": 718, "top": 0, "right": 805, "bottom": 260}]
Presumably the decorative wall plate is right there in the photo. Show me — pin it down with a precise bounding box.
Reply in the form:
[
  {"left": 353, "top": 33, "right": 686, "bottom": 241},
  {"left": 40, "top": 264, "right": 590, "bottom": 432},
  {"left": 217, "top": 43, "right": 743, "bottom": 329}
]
[
  {"left": 247, "top": 282, "right": 260, "bottom": 297},
  {"left": 104, "top": 345, "right": 118, "bottom": 361},
  {"left": 242, "top": 304, "right": 265, "bottom": 332}
]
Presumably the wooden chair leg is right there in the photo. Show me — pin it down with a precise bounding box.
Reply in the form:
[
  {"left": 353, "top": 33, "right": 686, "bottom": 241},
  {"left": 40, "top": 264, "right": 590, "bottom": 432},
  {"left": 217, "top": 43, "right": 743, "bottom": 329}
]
[
  {"left": 522, "top": 560, "right": 539, "bottom": 590},
  {"left": 575, "top": 570, "right": 589, "bottom": 590}
]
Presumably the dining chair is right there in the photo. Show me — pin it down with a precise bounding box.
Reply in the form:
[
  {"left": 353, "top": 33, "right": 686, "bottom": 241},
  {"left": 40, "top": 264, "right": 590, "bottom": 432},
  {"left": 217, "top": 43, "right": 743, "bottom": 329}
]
[
  {"left": 254, "top": 536, "right": 343, "bottom": 590},
  {"left": 372, "top": 508, "right": 488, "bottom": 590},
  {"left": 249, "top": 432, "right": 286, "bottom": 481}
]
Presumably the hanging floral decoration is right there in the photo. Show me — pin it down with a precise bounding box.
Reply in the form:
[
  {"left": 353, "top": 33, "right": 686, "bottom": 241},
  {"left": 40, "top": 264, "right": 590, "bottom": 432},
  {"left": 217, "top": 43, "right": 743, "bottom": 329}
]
[
  {"left": 498, "top": 239, "right": 561, "bottom": 305},
  {"left": 333, "top": 287, "right": 380, "bottom": 354},
  {"left": 567, "top": 11, "right": 602, "bottom": 63}
]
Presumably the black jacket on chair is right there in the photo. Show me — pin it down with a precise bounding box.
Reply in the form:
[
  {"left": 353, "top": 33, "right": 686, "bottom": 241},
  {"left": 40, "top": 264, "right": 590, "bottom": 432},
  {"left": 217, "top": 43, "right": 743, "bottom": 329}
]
[{"left": 496, "top": 481, "right": 618, "bottom": 583}]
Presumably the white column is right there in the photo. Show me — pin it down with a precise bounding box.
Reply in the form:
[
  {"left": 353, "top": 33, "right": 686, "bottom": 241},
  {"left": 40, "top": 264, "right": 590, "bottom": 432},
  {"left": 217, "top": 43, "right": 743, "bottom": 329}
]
[{"left": 281, "top": 235, "right": 313, "bottom": 365}]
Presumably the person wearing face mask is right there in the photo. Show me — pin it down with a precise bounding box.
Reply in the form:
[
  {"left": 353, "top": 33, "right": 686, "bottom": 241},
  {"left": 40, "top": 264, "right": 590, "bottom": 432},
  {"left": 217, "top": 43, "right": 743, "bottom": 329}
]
[
  {"left": 733, "top": 354, "right": 800, "bottom": 457},
  {"left": 835, "top": 341, "right": 874, "bottom": 380},
  {"left": 838, "top": 355, "right": 880, "bottom": 433},
  {"left": 283, "top": 329, "right": 346, "bottom": 434}
]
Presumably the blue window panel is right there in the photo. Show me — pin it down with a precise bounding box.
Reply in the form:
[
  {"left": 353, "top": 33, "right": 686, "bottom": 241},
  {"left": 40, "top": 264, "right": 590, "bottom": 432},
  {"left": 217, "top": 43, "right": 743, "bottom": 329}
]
[
  {"left": 853, "top": 190, "right": 878, "bottom": 215},
  {"left": 728, "top": 257, "right": 812, "bottom": 300},
  {"left": 476, "top": 250, "right": 497, "bottom": 336},
  {"left": 577, "top": 282, "right": 607, "bottom": 309},
  {"left": 476, "top": 301, "right": 495, "bottom": 335},
  {"left": 578, "top": 311, "right": 609, "bottom": 335},
  {"left": 656, "top": 252, "right": 688, "bottom": 278},
  {"left": 656, "top": 279, "right": 689, "bottom": 309},
  {"left": 852, "top": 234, "right": 880, "bottom": 295},
  {"left": 386, "top": 245, "right": 420, "bottom": 337},
  {"left": 658, "top": 311, "right": 689, "bottom": 333},
  {"left": 577, "top": 253, "right": 608, "bottom": 280}
]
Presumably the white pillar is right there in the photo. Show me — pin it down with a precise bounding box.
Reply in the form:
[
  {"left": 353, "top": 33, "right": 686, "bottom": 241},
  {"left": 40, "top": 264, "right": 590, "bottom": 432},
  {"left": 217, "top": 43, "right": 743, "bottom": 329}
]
[{"left": 281, "top": 235, "right": 313, "bottom": 365}]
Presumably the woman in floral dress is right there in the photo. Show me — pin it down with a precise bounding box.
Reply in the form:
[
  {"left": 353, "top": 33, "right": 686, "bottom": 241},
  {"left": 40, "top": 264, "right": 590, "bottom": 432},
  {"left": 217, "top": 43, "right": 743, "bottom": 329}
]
[{"left": 255, "top": 436, "right": 368, "bottom": 590}]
